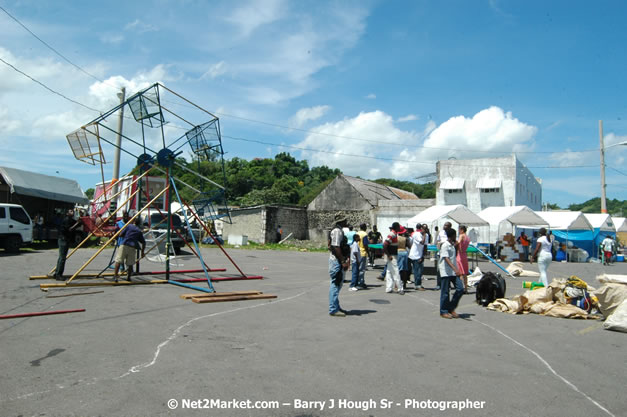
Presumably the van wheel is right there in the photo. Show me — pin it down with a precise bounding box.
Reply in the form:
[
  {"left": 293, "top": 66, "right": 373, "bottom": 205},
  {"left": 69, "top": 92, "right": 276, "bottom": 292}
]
[{"left": 6, "top": 236, "right": 22, "bottom": 253}]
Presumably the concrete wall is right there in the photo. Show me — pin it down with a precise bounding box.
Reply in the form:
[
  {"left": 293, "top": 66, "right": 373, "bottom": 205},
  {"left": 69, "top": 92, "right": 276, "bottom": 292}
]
[
  {"left": 307, "top": 176, "right": 373, "bottom": 211},
  {"left": 515, "top": 158, "right": 542, "bottom": 210},
  {"left": 221, "top": 205, "right": 308, "bottom": 244},
  {"left": 221, "top": 207, "right": 265, "bottom": 243},
  {"left": 436, "top": 155, "right": 542, "bottom": 212}
]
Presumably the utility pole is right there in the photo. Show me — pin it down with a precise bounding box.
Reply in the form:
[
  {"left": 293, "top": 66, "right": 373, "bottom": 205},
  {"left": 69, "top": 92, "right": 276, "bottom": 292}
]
[
  {"left": 599, "top": 120, "right": 607, "bottom": 214},
  {"left": 112, "top": 87, "right": 126, "bottom": 195}
]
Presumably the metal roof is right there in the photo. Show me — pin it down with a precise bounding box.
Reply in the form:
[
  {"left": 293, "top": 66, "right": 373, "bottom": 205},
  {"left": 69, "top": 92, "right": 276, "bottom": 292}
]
[
  {"left": 0, "top": 166, "right": 88, "bottom": 205},
  {"left": 439, "top": 177, "right": 465, "bottom": 190},
  {"left": 342, "top": 175, "right": 418, "bottom": 205}
]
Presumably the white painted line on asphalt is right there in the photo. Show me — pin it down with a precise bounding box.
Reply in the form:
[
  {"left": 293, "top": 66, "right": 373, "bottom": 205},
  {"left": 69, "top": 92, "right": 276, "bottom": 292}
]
[
  {"left": 117, "top": 289, "right": 313, "bottom": 379},
  {"left": 471, "top": 318, "right": 615, "bottom": 417},
  {"left": 408, "top": 293, "right": 615, "bottom": 417}
]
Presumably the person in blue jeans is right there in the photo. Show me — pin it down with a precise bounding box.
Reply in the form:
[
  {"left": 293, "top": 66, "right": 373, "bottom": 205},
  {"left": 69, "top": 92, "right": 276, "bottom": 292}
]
[
  {"left": 438, "top": 227, "right": 463, "bottom": 319},
  {"left": 329, "top": 214, "right": 350, "bottom": 316},
  {"left": 408, "top": 224, "right": 426, "bottom": 290},
  {"left": 349, "top": 234, "right": 361, "bottom": 291}
]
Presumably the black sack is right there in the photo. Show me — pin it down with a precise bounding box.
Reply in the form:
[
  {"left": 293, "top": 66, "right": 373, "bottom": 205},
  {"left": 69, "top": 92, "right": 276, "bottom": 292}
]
[{"left": 476, "top": 272, "right": 507, "bottom": 307}]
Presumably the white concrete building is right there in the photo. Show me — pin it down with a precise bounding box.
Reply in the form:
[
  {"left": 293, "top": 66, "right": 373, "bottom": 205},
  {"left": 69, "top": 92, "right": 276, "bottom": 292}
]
[{"left": 435, "top": 155, "right": 542, "bottom": 213}]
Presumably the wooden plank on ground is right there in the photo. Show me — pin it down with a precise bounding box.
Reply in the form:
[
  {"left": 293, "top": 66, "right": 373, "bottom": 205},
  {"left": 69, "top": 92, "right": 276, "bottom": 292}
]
[
  {"left": 191, "top": 294, "right": 277, "bottom": 304},
  {"left": 46, "top": 290, "right": 105, "bottom": 298},
  {"left": 180, "top": 290, "right": 262, "bottom": 299},
  {"left": 40, "top": 280, "right": 169, "bottom": 289}
]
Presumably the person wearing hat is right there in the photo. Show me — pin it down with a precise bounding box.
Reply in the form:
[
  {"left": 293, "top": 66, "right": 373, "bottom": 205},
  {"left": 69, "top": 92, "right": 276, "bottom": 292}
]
[
  {"left": 397, "top": 225, "right": 411, "bottom": 290},
  {"left": 328, "top": 213, "right": 350, "bottom": 316},
  {"left": 383, "top": 222, "right": 404, "bottom": 295}
]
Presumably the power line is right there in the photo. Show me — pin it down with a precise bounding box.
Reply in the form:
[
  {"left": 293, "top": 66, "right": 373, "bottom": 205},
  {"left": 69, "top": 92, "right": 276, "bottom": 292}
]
[
  {"left": 0, "top": 5, "right": 121, "bottom": 91},
  {"left": 222, "top": 134, "right": 598, "bottom": 169},
  {"left": 0, "top": 57, "right": 101, "bottom": 113},
  {"left": 162, "top": 98, "right": 601, "bottom": 155},
  {"left": 607, "top": 166, "right": 627, "bottom": 177},
  {"left": 0, "top": 56, "right": 614, "bottom": 172}
]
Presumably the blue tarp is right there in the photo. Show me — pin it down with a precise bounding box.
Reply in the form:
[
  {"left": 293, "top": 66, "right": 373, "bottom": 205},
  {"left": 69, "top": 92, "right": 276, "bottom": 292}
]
[{"left": 552, "top": 229, "right": 616, "bottom": 260}]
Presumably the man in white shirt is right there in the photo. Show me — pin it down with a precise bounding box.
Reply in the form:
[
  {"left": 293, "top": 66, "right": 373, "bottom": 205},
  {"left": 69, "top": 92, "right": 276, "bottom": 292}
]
[
  {"left": 408, "top": 224, "right": 426, "bottom": 290},
  {"left": 329, "top": 214, "right": 350, "bottom": 316},
  {"left": 434, "top": 222, "right": 452, "bottom": 290},
  {"left": 602, "top": 235, "right": 615, "bottom": 265}
]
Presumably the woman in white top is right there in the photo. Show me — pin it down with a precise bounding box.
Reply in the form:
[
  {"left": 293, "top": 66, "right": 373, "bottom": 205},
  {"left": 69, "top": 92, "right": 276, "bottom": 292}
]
[{"left": 531, "top": 227, "right": 552, "bottom": 286}]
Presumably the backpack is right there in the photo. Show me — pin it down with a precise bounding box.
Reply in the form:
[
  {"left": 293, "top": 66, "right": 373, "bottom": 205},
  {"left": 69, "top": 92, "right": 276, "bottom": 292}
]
[
  {"left": 476, "top": 272, "right": 507, "bottom": 307},
  {"left": 328, "top": 228, "right": 350, "bottom": 258}
]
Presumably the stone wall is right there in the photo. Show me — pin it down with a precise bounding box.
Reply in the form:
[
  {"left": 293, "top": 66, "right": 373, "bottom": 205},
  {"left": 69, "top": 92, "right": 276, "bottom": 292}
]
[
  {"left": 264, "top": 206, "right": 308, "bottom": 243},
  {"left": 307, "top": 210, "right": 372, "bottom": 243}
]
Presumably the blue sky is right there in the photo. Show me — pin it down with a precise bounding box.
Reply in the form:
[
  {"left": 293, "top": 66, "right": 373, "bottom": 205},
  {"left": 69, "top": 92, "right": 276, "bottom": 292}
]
[{"left": 0, "top": 0, "right": 626, "bottom": 208}]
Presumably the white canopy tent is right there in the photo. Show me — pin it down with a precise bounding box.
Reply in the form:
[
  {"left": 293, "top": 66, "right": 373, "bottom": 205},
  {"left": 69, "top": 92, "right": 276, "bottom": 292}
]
[
  {"left": 406, "top": 205, "right": 488, "bottom": 238},
  {"left": 533, "top": 211, "right": 593, "bottom": 231},
  {"left": 584, "top": 213, "right": 616, "bottom": 232},
  {"left": 477, "top": 206, "right": 548, "bottom": 243},
  {"left": 613, "top": 217, "right": 627, "bottom": 233}
]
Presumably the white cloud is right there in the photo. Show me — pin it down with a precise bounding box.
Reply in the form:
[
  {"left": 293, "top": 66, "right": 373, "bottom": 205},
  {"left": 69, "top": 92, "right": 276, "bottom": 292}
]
[
  {"left": 100, "top": 33, "right": 124, "bottom": 44},
  {"left": 88, "top": 64, "right": 176, "bottom": 107},
  {"left": 289, "top": 105, "right": 330, "bottom": 128},
  {"left": 0, "top": 47, "right": 67, "bottom": 92},
  {"left": 225, "top": 0, "right": 286, "bottom": 38},
  {"left": 124, "top": 19, "right": 158, "bottom": 33},
  {"left": 32, "top": 111, "right": 85, "bottom": 139},
  {"left": 545, "top": 120, "right": 562, "bottom": 131},
  {"left": 365, "top": 93, "right": 376, "bottom": 99},
  {"left": 0, "top": 107, "right": 21, "bottom": 133},
  {"left": 549, "top": 149, "right": 586, "bottom": 167},
  {"left": 397, "top": 114, "right": 418, "bottom": 123},
  {"left": 297, "top": 110, "right": 420, "bottom": 178},
  {"left": 421, "top": 106, "right": 537, "bottom": 159},
  {"left": 297, "top": 106, "right": 538, "bottom": 181},
  {"left": 201, "top": 61, "right": 227, "bottom": 79},
  {"left": 210, "top": 3, "right": 369, "bottom": 105},
  {"left": 604, "top": 133, "right": 627, "bottom": 148}
]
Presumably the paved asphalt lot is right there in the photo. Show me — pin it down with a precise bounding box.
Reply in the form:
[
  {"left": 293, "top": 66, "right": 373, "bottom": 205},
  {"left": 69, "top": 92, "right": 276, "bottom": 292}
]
[{"left": 0, "top": 246, "right": 625, "bottom": 417}]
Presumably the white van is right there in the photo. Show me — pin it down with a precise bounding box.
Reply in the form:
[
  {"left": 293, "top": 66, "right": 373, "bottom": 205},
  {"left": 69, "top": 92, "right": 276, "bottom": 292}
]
[{"left": 0, "top": 203, "right": 33, "bottom": 252}]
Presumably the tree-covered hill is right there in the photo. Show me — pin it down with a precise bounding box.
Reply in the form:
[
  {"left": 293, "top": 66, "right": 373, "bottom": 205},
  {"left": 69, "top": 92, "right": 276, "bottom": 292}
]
[{"left": 117, "top": 152, "right": 434, "bottom": 207}]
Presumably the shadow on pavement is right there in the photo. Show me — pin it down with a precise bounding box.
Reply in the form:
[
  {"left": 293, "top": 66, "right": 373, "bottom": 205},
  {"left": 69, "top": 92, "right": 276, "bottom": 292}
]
[{"left": 346, "top": 309, "right": 377, "bottom": 316}]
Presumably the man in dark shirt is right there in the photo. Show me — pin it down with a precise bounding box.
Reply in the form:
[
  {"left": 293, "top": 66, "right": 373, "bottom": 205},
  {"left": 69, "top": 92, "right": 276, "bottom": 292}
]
[
  {"left": 113, "top": 217, "right": 146, "bottom": 283},
  {"left": 54, "top": 209, "right": 81, "bottom": 281}
]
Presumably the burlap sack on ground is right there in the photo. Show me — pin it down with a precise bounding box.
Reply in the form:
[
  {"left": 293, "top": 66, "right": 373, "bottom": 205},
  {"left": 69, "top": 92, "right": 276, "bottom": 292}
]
[
  {"left": 487, "top": 295, "right": 527, "bottom": 314},
  {"left": 522, "top": 287, "right": 553, "bottom": 307},
  {"left": 541, "top": 303, "right": 589, "bottom": 319},
  {"left": 597, "top": 274, "right": 627, "bottom": 285},
  {"left": 506, "top": 262, "right": 540, "bottom": 277},
  {"left": 487, "top": 278, "right": 591, "bottom": 318},
  {"left": 592, "top": 283, "right": 627, "bottom": 317},
  {"left": 529, "top": 301, "right": 554, "bottom": 315},
  {"left": 603, "top": 299, "right": 627, "bottom": 333}
]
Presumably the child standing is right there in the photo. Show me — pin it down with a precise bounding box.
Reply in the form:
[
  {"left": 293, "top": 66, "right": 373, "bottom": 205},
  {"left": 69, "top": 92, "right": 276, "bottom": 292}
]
[
  {"left": 439, "top": 228, "right": 463, "bottom": 318},
  {"left": 349, "top": 234, "right": 361, "bottom": 291}
]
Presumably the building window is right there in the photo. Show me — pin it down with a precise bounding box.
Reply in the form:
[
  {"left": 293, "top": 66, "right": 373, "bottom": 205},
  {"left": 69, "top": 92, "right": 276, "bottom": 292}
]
[
  {"left": 480, "top": 188, "right": 500, "bottom": 193},
  {"left": 446, "top": 189, "right": 462, "bottom": 194}
]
